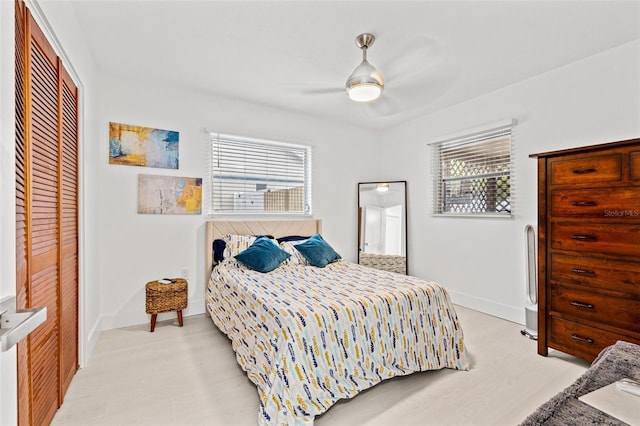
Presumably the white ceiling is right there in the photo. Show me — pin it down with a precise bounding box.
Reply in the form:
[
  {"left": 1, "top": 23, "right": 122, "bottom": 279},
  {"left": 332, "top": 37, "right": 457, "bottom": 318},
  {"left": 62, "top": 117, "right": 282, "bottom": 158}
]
[{"left": 68, "top": 0, "right": 640, "bottom": 130}]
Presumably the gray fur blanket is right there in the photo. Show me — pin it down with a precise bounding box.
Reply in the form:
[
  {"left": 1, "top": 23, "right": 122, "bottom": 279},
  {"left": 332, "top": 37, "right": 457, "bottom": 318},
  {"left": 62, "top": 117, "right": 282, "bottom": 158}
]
[{"left": 520, "top": 340, "right": 640, "bottom": 426}]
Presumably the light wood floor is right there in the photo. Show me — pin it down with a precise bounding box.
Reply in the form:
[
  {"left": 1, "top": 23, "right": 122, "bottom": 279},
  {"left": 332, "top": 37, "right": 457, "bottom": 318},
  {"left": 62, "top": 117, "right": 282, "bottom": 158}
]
[{"left": 52, "top": 306, "right": 589, "bottom": 425}]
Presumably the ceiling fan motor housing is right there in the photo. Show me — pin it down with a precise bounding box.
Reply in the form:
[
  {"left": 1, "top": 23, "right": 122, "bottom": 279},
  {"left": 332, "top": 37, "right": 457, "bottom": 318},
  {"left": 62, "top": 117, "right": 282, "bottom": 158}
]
[{"left": 355, "top": 33, "right": 376, "bottom": 49}]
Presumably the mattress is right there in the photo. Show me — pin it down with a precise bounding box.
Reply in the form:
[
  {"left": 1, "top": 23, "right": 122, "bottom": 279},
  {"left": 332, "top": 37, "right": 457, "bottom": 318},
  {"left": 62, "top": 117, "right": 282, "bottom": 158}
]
[{"left": 206, "top": 259, "right": 469, "bottom": 425}]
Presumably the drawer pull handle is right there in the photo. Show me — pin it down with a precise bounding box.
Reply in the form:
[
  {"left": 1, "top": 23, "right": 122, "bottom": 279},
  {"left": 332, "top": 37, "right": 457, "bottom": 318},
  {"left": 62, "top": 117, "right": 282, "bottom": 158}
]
[
  {"left": 571, "top": 334, "right": 594, "bottom": 344},
  {"left": 571, "top": 201, "right": 597, "bottom": 207},
  {"left": 570, "top": 301, "right": 594, "bottom": 309},
  {"left": 571, "top": 268, "right": 595, "bottom": 276},
  {"left": 571, "top": 234, "right": 597, "bottom": 241},
  {"left": 572, "top": 168, "right": 596, "bottom": 174}
]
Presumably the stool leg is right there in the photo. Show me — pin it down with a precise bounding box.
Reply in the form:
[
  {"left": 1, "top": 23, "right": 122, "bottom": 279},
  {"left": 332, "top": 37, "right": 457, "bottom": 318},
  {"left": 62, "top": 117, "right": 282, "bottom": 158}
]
[
  {"left": 150, "top": 314, "right": 157, "bottom": 332},
  {"left": 177, "top": 310, "right": 183, "bottom": 327}
]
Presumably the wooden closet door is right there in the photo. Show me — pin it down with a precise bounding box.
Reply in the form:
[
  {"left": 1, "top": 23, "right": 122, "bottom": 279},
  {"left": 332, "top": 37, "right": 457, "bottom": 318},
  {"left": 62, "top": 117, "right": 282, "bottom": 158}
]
[
  {"left": 27, "top": 11, "right": 61, "bottom": 426},
  {"left": 58, "top": 64, "right": 79, "bottom": 398},
  {"left": 15, "top": 2, "right": 79, "bottom": 424}
]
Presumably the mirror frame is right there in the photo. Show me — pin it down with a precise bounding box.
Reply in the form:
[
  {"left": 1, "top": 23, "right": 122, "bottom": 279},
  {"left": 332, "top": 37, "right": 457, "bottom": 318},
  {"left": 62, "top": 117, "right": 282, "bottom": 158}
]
[{"left": 357, "top": 180, "right": 408, "bottom": 275}]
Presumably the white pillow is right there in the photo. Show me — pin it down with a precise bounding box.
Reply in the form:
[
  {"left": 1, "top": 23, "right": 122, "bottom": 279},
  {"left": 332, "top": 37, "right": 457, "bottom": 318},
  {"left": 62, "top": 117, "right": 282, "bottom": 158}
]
[
  {"left": 223, "top": 234, "right": 256, "bottom": 260},
  {"left": 279, "top": 240, "right": 308, "bottom": 266}
]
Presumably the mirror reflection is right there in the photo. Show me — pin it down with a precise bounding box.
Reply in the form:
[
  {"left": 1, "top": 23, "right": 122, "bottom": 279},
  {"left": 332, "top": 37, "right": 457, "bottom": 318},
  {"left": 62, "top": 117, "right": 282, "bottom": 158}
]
[{"left": 358, "top": 181, "right": 407, "bottom": 274}]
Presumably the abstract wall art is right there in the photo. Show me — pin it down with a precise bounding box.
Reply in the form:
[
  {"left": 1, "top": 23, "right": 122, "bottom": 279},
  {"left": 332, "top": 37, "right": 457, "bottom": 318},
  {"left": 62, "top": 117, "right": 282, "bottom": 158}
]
[
  {"left": 109, "top": 122, "right": 179, "bottom": 169},
  {"left": 137, "top": 174, "right": 202, "bottom": 215}
]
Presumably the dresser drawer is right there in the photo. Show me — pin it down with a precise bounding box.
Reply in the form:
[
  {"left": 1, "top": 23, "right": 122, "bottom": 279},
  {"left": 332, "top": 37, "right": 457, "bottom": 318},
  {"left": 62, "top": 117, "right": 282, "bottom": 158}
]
[
  {"left": 551, "top": 188, "right": 640, "bottom": 218},
  {"left": 632, "top": 151, "right": 640, "bottom": 180},
  {"left": 550, "top": 223, "right": 640, "bottom": 257},
  {"left": 550, "top": 254, "right": 640, "bottom": 295},
  {"left": 548, "top": 316, "right": 633, "bottom": 361},
  {"left": 550, "top": 154, "right": 621, "bottom": 185},
  {"left": 550, "top": 286, "right": 640, "bottom": 330}
]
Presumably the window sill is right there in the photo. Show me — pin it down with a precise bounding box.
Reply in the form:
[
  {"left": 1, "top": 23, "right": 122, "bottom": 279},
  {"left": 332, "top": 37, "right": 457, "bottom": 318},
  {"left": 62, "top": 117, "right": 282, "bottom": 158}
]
[
  {"left": 431, "top": 213, "right": 512, "bottom": 219},
  {"left": 206, "top": 212, "right": 313, "bottom": 220}
]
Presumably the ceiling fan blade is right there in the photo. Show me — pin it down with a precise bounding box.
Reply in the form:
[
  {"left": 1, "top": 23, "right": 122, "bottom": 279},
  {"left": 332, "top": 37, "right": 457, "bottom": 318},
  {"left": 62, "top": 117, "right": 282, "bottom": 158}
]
[
  {"left": 364, "top": 94, "right": 402, "bottom": 117},
  {"left": 283, "top": 84, "right": 344, "bottom": 96},
  {"left": 366, "top": 64, "right": 457, "bottom": 119},
  {"left": 298, "top": 87, "right": 344, "bottom": 95},
  {"left": 378, "top": 36, "right": 446, "bottom": 84}
]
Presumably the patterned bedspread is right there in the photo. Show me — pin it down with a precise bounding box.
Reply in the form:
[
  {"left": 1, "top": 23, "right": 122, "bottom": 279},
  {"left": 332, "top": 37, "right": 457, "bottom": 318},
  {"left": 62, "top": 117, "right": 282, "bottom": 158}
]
[{"left": 206, "top": 260, "right": 469, "bottom": 425}]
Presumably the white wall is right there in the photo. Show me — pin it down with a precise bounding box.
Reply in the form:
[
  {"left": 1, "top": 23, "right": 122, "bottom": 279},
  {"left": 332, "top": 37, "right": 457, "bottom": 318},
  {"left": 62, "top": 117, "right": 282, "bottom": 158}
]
[
  {"left": 379, "top": 40, "right": 640, "bottom": 323},
  {"left": 0, "top": 1, "right": 17, "bottom": 423},
  {"left": 96, "top": 75, "right": 379, "bottom": 329}
]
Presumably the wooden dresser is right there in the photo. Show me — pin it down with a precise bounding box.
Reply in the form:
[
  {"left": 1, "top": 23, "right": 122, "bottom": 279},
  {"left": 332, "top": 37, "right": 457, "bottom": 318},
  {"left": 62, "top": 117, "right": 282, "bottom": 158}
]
[{"left": 530, "top": 138, "right": 640, "bottom": 362}]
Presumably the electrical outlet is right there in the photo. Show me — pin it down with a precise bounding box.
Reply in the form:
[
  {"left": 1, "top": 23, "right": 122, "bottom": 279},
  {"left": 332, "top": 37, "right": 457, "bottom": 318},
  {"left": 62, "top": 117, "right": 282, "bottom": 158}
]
[{"left": 180, "top": 268, "right": 190, "bottom": 280}]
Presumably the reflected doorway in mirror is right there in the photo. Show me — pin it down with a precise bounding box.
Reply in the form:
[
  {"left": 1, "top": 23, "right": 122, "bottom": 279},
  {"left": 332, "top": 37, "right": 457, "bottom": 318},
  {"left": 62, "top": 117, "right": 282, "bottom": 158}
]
[{"left": 358, "top": 181, "right": 408, "bottom": 274}]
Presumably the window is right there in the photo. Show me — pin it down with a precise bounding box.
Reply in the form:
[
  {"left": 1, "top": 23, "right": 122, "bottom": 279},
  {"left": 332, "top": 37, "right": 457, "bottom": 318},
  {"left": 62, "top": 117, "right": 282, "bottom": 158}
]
[
  {"left": 431, "top": 121, "right": 513, "bottom": 216},
  {"left": 207, "top": 133, "right": 312, "bottom": 215}
]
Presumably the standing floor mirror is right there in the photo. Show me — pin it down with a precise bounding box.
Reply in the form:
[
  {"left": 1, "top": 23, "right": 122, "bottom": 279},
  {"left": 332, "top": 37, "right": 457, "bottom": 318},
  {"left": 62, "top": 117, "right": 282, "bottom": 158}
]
[{"left": 358, "top": 181, "right": 408, "bottom": 274}]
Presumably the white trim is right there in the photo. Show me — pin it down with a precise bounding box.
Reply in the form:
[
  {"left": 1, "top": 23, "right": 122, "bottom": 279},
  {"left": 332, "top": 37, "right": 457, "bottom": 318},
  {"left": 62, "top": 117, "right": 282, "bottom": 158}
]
[
  {"left": 427, "top": 118, "right": 515, "bottom": 146},
  {"left": 204, "top": 128, "right": 317, "bottom": 149},
  {"left": 449, "top": 290, "right": 524, "bottom": 325},
  {"left": 0, "top": 0, "right": 18, "bottom": 423},
  {"left": 101, "top": 299, "right": 206, "bottom": 331},
  {"left": 24, "top": 0, "right": 81, "bottom": 87},
  {"left": 206, "top": 213, "right": 314, "bottom": 219},
  {"left": 77, "top": 88, "right": 88, "bottom": 368},
  {"left": 210, "top": 131, "right": 311, "bottom": 150},
  {"left": 432, "top": 213, "right": 513, "bottom": 219}
]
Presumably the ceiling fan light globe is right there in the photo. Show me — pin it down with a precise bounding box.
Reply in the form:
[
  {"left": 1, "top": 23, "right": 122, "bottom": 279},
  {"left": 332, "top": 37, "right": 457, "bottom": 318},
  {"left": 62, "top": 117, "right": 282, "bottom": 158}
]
[
  {"left": 346, "top": 60, "right": 384, "bottom": 102},
  {"left": 347, "top": 84, "right": 382, "bottom": 102}
]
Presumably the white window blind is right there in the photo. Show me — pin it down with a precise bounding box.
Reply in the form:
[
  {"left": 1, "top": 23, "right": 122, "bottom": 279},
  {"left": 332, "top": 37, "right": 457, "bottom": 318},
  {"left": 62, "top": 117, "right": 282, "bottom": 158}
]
[
  {"left": 207, "top": 133, "right": 312, "bottom": 215},
  {"left": 431, "top": 122, "right": 513, "bottom": 216}
]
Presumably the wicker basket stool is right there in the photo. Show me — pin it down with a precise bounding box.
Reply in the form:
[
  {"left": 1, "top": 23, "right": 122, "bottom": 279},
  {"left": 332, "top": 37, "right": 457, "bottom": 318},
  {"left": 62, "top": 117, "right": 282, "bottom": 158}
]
[{"left": 145, "top": 278, "right": 188, "bottom": 332}]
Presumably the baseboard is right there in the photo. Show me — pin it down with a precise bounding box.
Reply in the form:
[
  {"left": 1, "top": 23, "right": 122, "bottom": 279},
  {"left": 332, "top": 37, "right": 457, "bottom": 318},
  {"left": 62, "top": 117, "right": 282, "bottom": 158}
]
[
  {"left": 79, "top": 316, "right": 102, "bottom": 368},
  {"left": 448, "top": 290, "right": 525, "bottom": 325},
  {"left": 101, "top": 297, "right": 206, "bottom": 330}
]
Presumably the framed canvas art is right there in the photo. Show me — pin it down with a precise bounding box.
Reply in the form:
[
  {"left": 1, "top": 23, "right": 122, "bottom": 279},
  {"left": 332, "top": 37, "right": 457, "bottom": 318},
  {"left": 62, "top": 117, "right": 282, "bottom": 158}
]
[
  {"left": 137, "top": 174, "right": 202, "bottom": 215},
  {"left": 109, "top": 122, "right": 179, "bottom": 169}
]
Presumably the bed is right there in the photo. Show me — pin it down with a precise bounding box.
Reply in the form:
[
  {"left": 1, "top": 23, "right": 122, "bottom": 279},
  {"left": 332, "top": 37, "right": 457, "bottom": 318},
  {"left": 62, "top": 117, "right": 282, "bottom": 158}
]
[{"left": 205, "top": 219, "right": 469, "bottom": 425}]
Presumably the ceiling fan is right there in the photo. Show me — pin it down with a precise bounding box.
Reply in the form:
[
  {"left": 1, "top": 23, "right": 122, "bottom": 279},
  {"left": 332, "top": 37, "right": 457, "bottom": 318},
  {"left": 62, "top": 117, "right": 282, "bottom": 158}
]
[
  {"left": 290, "top": 32, "right": 449, "bottom": 116},
  {"left": 345, "top": 33, "right": 384, "bottom": 103}
]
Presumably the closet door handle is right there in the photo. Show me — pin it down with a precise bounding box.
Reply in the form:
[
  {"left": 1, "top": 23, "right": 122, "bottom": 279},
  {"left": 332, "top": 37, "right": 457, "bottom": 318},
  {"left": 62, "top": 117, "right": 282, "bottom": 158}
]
[
  {"left": 572, "top": 168, "right": 596, "bottom": 174},
  {"left": 571, "top": 201, "right": 597, "bottom": 206},
  {"left": 571, "top": 234, "right": 597, "bottom": 241},
  {"left": 570, "top": 301, "right": 594, "bottom": 309},
  {"left": 571, "top": 334, "right": 594, "bottom": 344},
  {"left": 571, "top": 268, "right": 595, "bottom": 276}
]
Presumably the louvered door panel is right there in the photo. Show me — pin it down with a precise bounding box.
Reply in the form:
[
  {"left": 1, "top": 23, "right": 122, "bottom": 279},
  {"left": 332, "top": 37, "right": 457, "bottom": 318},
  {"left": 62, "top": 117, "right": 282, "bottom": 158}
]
[
  {"left": 15, "top": 0, "right": 28, "bottom": 324},
  {"left": 29, "top": 266, "right": 59, "bottom": 426},
  {"left": 28, "top": 12, "right": 61, "bottom": 425},
  {"left": 59, "top": 68, "right": 79, "bottom": 396}
]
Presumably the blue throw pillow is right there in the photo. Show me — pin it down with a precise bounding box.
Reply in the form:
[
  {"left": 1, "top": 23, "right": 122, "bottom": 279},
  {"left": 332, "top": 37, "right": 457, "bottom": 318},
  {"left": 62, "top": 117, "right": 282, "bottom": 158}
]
[
  {"left": 294, "top": 233, "right": 341, "bottom": 268},
  {"left": 276, "top": 235, "right": 310, "bottom": 244},
  {"left": 234, "top": 236, "right": 291, "bottom": 273},
  {"left": 213, "top": 239, "right": 226, "bottom": 264}
]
